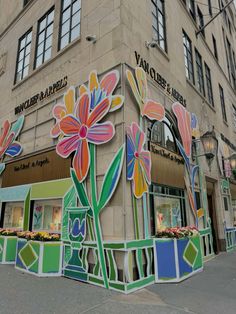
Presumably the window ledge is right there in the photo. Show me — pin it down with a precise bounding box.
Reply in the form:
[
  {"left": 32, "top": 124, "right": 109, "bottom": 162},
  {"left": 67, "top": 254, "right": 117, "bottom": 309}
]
[
  {"left": 12, "top": 36, "right": 81, "bottom": 91},
  {"left": 186, "top": 78, "right": 216, "bottom": 112},
  {"left": 153, "top": 44, "right": 170, "bottom": 62}
]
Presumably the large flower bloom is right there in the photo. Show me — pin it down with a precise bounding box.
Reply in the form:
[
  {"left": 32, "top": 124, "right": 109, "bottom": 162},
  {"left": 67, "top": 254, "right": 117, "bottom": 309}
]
[
  {"left": 56, "top": 93, "right": 115, "bottom": 182},
  {"left": 172, "top": 102, "right": 192, "bottom": 158},
  {"left": 79, "top": 70, "right": 124, "bottom": 112},
  {"left": 126, "top": 67, "right": 165, "bottom": 121},
  {"left": 50, "top": 87, "right": 75, "bottom": 138},
  {"left": 0, "top": 117, "right": 23, "bottom": 159},
  {"left": 127, "top": 122, "right": 151, "bottom": 198}
]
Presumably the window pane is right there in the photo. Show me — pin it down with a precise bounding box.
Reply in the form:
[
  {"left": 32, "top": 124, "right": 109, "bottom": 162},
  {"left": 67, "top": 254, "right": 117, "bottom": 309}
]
[
  {"left": 61, "top": 20, "right": 70, "bottom": 36},
  {"left": 20, "top": 37, "right": 26, "bottom": 50},
  {"left": 22, "top": 65, "right": 29, "bottom": 78},
  {"left": 45, "top": 35, "right": 52, "bottom": 50},
  {"left": 72, "top": 11, "right": 80, "bottom": 28},
  {"left": 33, "top": 199, "right": 62, "bottom": 232},
  {"left": 37, "top": 42, "right": 44, "bottom": 56},
  {"left": 16, "top": 71, "right": 22, "bottom": 82},
  {"left": 60, "top": 33, "right": 69, "bottom": 49},
  {"left": 25, "top": 44, "right": 31, "bottom": 55},
  {"left": 72, "top": 0, "right": 81, "bottom": 14},
  {"left": 63, "top": 0, "right": 72, "bottom": 10},
  {"left": 24, "top": 54, "right": 30, "bottom": 66},
  {"left": 71, "top": 24, "right": 80, "bottom": 41},
  {"left": 36, "top": 54, "right": 43, "bottom": 67},
  {"left": 46, "top": 24, "right": 53, "bottom": 37},
  {"left": 17, "top": 60, "right": 23, "bottom": 71},
  {"left": 26, "top": 31, "right": 32, "bottom": 44},
  {"left": 62, "top": 7, "right": 71, "bottom": 23},
  {"left": 44, "top": 47, "right": 51, "bottom": 61},
  {"left": 18, "top": 50, "right": 24, "bottom": 62},
  {"left": 38, "top": 31, "right": 45, "bottom": 44},
  {"left": 3, "top": 202, "right": 24, "bottom": 229},
  {"left": 39, "top": 17, "right": 47, "bottom": 32},
  {"left": 47, "top": 10, "right": 54, "bottom": 24}
]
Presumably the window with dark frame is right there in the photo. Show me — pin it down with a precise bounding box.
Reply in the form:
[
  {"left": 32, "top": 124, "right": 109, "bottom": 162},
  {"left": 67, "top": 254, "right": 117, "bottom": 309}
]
[
  {"left": 208, "top": 0, "right": 213, "bottom": 16},
  {"left": 212, "top": 35, "right": 218, "bottom": 60},
  {"left": 223, "top": 196, "right": 229, "bottom": 211},
  {"left": 59, "top": 0, "right": 81, "bottom": 50},
  {"left": 195, "top": 49, "right": 205, "bottom": 95},
  {"left": 219, "top": 84, "right": 227, "bottom": 122},
  {"left": 15, "top": 29, "right": 32, "bottom": 83},
  {"left": 226, "top": 37, "right": 236, "bottom": 89},
  {"left": 35, "top": 8, "right": 54, "bottom": 69},
  {"left": 205, "top": 63, "right": 214, "bottom": 106},
  {"left": 23, "top": 0, "right": 31, "bottom": 7},
  {"left": 197, "top": 6, "right": 205, "bottom": 37},
  {"left": 188, "top": 0, "right": 196, "bottom": 20},
  {"left": 151, "top": 0, "right": 167, "bottom": 52},
  {"left": 232, "top": 104, "right": 236, "bottom": 131},
  {"left": 183, "top": 31, "right": 194, "bottom": 84}
]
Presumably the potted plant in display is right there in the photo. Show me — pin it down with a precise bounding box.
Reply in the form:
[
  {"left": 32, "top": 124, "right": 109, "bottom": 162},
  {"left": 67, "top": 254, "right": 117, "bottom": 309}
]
[
  {"left": 154, "top": 226, "right": 203, "bottom": 283},
  {"left": 15, "top": 231, "right": 62, "bottom": 277},
  {"left": 0, "top": 229, "right": 18, "bottom": 264}
]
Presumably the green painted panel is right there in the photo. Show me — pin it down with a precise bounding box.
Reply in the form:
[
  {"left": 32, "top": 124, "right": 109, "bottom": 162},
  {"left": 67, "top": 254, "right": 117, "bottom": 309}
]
[
  {"left": 5, "top": 237, "right": 17, "bottom": 262},
  {"left": 28, "top": 241, "right": 40, "bottom": 273},
  {"left": 88, "top": 275, "right": 104, "bottom": 286},
  {"left": 0, "top": 237, "right": 4, "bottom": 262},
  {"left": 23, "top": 190, "right": 31, "bottom": 231},
  {"left": 127, "top": 275, "right": 155, "bottom": 291},
  {"left": 31, "top": 178, "right": 72, "bottom": 199},
  {"left": 136, "top": 249, "right": 144, "bottom": 278},
  {"left": 42, "top": 242, "right": 61, "bottom": 273},
  {"left": 64, "top": 269, "right": 88, "bottom": 281},
  {"left": 126, "top": 239, "right": 153, "bottom": 249},
  {"left": 199, "top": 228, "right": 211, "bottom": 236},
  {"left": 109, "top": 282, "right": 126, "bottom": 291},
  {"left": 191, "top": 236, "right": 203, "bottom": 270},
  {"left": 62, "top": 186, "right": 77, "bottom": 241},
  {"left": 106, "top": 250, "right": 117, "bottom": 281},
  {"left": 104, "top": 243, "right": 125, "bottom": 249}
]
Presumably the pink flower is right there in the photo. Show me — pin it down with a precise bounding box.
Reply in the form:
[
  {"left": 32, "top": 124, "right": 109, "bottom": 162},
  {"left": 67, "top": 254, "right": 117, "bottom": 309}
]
[
  {"left": 56, "top": 93, "right": 115, "bottom": 182},
  {"left": 51, "top": 87, "right": 76, "bottom": 138},
  {"left": 172, "top": 102, "right": 192, "bottom": 158}
]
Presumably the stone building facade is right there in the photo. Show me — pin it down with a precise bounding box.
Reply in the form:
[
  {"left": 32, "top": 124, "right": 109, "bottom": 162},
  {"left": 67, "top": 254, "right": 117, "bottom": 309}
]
[{"left": 0, "top": 0, "right": 236, "bottom": 259}]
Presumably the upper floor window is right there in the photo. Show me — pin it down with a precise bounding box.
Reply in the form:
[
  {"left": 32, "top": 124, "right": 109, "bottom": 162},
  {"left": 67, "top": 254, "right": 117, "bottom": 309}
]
[
  {"left": 205, "top": 63, "right": 214, "bottom": 106},
  {"left": 208, "top": 0, "right": 213, "bottom": 17},
  {"left": 226, "top": 37, "right": 236, "bottom": 89},
  {"left": 183, "top": 31, "right": 194, "bottom": 83},
  {"left": 151, "top": 0, "right": 167, "bottom": 51},
  {"left": 59, "top": 0, "right": 81, "bottom": 50},
  {"left": 232, "top": 104, "right": 236, "bottom": 131},
  {"left": 197, "top": 6, "right": 205, "bottom": 37},
  {"left": 23, "top": 0, "right": 31, "bottom": 7},
  {"left": 15, "top": 29, "right": 32, "bottom": 83},
  {"left": 35, "top": 8, "right": 54, "bottom": 68},
  {"left": 188, "top": 0, "right": 196, "bottom": 20},
  {"left": 195, "top": 49, "right": 205, "bottom": 96},
  {"left": 219, "top": 84, "right": 227, "bottom": 122},
  {"left": 212, "top": 35, "right": 218, "bottom": 60}
]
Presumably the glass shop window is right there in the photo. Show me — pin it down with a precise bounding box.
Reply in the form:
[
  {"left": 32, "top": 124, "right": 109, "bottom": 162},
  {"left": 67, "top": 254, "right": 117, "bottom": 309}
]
[
  {"left": 3, "top": 202, "right": 24, "bottom": 229},
  {"left": 32, "top": 199, "right": 62, "bottom": 232},
  {"left": 151, "top": 119, "right": 177, "bottom": 152},
  {"left": 150, "top": 185, "right": 186, "bottom": 234}
]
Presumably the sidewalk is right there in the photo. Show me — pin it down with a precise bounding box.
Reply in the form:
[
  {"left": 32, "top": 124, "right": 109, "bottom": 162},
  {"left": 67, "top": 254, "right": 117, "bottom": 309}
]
[{"left": 0, "top": 251, "right": 236, "bottom": 314}]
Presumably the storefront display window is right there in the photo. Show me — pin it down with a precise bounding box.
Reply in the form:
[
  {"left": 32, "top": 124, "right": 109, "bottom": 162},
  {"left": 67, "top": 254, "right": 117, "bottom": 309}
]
[
  {"left": 150, "top": 184, "right": 186, "bottom": 234},
  {"left": 3, "top": 202, "right": 24, "bottom": 229},
  {"left": 32, "top": 199, "right": 62, "bottom": 232}
]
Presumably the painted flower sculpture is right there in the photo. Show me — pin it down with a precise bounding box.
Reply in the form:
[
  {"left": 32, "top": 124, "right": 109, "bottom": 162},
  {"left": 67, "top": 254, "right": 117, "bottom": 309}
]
[
  {"left": 172, "top": 102, "right": 199, "bottom": 226},
  {"left": 50, "top": 87, "right": 76, "bottom": 138},
  {"left": 126, "top": 67, "right": 165, "bottom": 121},
  {"left": 79, "top": 70, "right": 124, "bottom": 112},
  {"left": 56, "top": 93, "right": 114, "bottom": 182},
  {"left": 0, "top": 116, "right": 24, "bottom": 175},
  {"left": 127, "top": 122, "right": 151, "bottom": 198}
]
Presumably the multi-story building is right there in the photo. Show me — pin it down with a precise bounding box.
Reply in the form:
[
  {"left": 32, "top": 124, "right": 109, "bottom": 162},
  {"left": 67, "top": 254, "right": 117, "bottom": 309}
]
[{"left": 0, "top": 0, "right": 236, "bottom": 291}]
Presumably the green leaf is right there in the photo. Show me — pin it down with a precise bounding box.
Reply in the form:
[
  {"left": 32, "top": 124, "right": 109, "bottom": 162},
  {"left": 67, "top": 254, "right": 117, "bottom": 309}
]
[
  {"left": 97, "top": 144, "right": 125, "bottom": 213},
  {"left": 10, "top": 115, "right": 24, "bottom": 139},
  {"left": 70, "top": 168, "right": 93, "bottom": 217}
]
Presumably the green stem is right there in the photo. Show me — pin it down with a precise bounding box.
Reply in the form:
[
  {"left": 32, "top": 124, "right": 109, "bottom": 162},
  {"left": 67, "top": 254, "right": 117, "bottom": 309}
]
[
  {"left": 90, "top": 143, "right": 109, "bottom": 289},
  {"left": 87, "top": 216, "right": 95, "bottom": 241},
  {"left": 132, "top": 194, "right": 140, "bottom": 240}
]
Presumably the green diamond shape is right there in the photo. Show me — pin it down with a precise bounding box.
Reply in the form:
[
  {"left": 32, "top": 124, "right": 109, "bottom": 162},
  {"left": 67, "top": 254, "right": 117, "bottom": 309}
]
[
  {"left": 19, "top": 243, "right": 38, "bottom": 269},
  {"left": 183, "top": 240, "right": 198, "bottom": 267}
]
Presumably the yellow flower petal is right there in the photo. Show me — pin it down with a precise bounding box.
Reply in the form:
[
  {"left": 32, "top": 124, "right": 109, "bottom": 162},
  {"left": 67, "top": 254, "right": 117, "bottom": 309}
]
[
  {"left": 89, "top": 70, "right": 99, "bottom": 91},
  {"left": 79, "top": 84, "right": 87, "bottom": 96},
  {"left": 133, "top": 160, "right": 148, "bottom": 198},
  {"left": 110, "top": 95, "right": 124, "bottom": 112},
  {"left": 64, "top": 87, "right": 75, "bottom": 114}
]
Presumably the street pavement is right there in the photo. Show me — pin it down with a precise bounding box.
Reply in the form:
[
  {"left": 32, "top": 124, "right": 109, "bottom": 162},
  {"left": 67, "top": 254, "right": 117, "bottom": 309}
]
[{"left": 0, "top": 251, "right": 236, "bottom": 314}]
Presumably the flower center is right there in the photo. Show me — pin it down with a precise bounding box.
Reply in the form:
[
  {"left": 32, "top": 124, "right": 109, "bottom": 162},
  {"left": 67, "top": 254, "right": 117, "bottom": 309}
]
[
  {"left": 79, "top": 125, "right": 88, "bottom": 138},
  {"left": 134, "top": 151, "right": 139, "bottom": 158}
]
